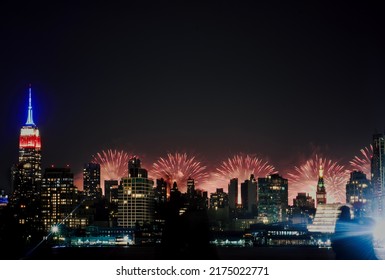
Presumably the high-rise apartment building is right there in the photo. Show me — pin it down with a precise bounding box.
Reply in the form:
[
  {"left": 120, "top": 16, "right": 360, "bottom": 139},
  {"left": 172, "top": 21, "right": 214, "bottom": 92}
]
[
  {"left": 346, "top": 171, "right": 373, "bottom": 217},
  {"left": 105, "top": 179, "right": 119, "bottom": 204},
  {"left": 228, "top": 178, "right": 238, "bottom": 209},
  {"left": 41, "top": 167, "right": 87, "bottom": 232},
  {"left": 83, "top": 163, "right": 101, "bottom": 199},
  {"left": 241, "top": 175, "right": 257, "bottom": 215},
  {"left": 118, "top": 157, "right": 154, "bottom": 227},
  {"left": 258, "top": 174, "right": 288, "bottom": 223},
  {"left": 371, "top": 133, "right": 385, "bottom": 217}
]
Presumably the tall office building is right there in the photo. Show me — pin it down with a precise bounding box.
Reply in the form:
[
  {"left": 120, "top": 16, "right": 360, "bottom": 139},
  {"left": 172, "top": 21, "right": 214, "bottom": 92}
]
[
  {"left": 41, "top": 167, "right": 87, "bottom": 232},
  {"left": 258, "top": 174, "right": 288, "bottom": 223},
  {"left": 118, "top": 157, "right": 154, "bottom": 227},
  {"left": 209, "top": 188, "right": 229, "bottom": 209},
  {"left": 83, "top": 163, "right": 101, "bottom": 199},
  {"left": 10, "top": 86, "right": 42, "bottom": 227},
  {"left": 316, "top": 165, "right": 327, "bottom": 207},
  {"left": 371, "top": 133, "right": 385, "bottom": 217},
  {"left": 154, "top": 178, "right": 168, "bottom": 204},
  {"left": 187, "top": 177, "right": 195, "bottom": 197},
  {"left": 240, "top": 175, "right": 257, "bottom": 215},
  {"left": 105, "top": 179, "right": 119, "bottom": 204},
  {"left": 228, "top": 178, "right": 238, "bottom": 209},
  {"left": 346, "top": 171, "right": 373, "bottom": 217}
]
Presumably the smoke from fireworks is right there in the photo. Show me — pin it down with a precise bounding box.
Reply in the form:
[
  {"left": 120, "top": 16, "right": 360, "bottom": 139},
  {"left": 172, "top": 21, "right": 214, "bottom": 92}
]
[
  {"left": 349, "top": 145, "right": 373, "bottom": 176},
  {"left": 287, "top": 154, "right": 349, "bottom": 205},
  {"left": 207, "top": 154, "right": 276, "bottom": 195},
  {"left": 151, "top": 152, "right": 209, "bottom": 192}
]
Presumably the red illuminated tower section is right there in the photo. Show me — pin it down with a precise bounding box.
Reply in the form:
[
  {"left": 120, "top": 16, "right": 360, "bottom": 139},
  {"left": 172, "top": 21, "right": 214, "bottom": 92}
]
[
  {"left": 316, "top": 165, "right": 327, "bottom": 207},
  {"left": 18, "top": 85, "right": 42, "bottom": 185}
]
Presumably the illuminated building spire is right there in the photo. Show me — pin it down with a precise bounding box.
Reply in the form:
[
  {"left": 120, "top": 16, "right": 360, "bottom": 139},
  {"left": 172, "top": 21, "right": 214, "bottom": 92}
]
[
  {"left": 26, "top": 84, "right": 35, "bottom": 126},
  {"left": 316, "top": 165, "right": 327, "bottom": 206}
]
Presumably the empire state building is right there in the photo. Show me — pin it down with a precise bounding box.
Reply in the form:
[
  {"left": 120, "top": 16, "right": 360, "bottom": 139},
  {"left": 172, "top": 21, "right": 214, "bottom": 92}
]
[
  {"left": 10, "top": 85, "right": 42, "bottom": 227},
  {"left": 18, "top": 85, "right": 42, "bottom": 186}
]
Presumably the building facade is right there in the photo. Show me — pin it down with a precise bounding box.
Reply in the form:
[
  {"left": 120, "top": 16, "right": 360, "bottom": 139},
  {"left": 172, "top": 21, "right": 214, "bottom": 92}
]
[
  {"left": 41, "top": 167, "right": 87, "bottom": 232},
  {"left": 241, "top": 175, "right": 257, "bottom": 215},
  {"left": 83, "top": 163, "right": 101, "bottom": 199},
  {"left": 258, "top": 174, "right": 288, "bottom": 224},
  {"left": 228, "top": 178, "right": 238, "bottom": 209},
  {"left": 10, "top": 86, "right": 42, "bottom": 229},
  {"left": 118, "top": 157, "right": 154, "bottom": 228},
  {"left": 371, "top": 133, "right": 385, "bottom": 217},
  {"left": 316, "top": 166, "right": 327, "bottom": 207},
  {"left": 346, "top": 171, "right": 373, "bottom": 217}
]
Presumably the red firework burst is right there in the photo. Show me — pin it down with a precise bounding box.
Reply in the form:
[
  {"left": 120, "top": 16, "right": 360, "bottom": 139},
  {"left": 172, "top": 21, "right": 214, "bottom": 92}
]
[
  {"left": 207, "top": 154, "right": 276, "bottom": 194},
  {"left": 349, "top": 145, "right": 372, "bottom": 176},
  {"left": 92, "top": 149, "right": 132, "bottom": 181},
  {"left": 287, "top": 154, "right": 349, "bottom": 204},
  {"left": 150, "top": 152, "right": 209, "bottom": 192}
]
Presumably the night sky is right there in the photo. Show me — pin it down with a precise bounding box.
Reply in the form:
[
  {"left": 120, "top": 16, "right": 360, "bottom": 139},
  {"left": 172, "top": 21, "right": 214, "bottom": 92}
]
[{"left": 1, "top": 1, "right": 385, "bottom": 193}]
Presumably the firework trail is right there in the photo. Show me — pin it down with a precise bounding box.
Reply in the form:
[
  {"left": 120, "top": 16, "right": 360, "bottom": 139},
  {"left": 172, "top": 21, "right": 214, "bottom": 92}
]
[
  {"left": 287, "top": 154, "right": 349, "bottom": 204},
  {"left": 151, "top": 152, "right": 209, "bottom": 192},
  {"left": 92, "top": 149, "right": 131, "bottom": 181},
  {"left": 349, "top": 145, "right": 372, "bottom": 176},
  {"left": 206, "top": 154, "right": 276, "bottom": 195}
]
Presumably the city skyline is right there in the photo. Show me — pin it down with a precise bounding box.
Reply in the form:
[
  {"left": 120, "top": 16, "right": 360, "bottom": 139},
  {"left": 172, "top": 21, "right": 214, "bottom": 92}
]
[
  {"left": 0, "top": 85, "right": 379, "bottom": 205},
  {"left": 1, "top": 2, "right": 385, "bottom": 198}
]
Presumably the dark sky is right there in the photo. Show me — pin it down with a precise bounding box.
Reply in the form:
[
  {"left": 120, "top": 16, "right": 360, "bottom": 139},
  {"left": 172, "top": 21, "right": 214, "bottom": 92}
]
[{"left": 1, "top": 1, "right": 385, "bottom": 192}]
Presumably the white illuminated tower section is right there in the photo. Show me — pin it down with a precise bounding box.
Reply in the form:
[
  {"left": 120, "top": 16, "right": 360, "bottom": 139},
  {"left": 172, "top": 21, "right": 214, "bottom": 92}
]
[{"left": 18, "top": 85, "right": 42, "bottom": 186}]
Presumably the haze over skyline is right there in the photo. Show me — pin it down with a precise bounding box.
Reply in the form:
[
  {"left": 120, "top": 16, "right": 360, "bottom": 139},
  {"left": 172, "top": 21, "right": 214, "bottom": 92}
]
[{"left": 1, "top": 1, "right": 384, "bottom": 194}]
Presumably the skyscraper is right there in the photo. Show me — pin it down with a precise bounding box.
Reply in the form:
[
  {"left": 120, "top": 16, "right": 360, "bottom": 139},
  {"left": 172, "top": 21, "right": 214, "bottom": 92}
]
[
  {"left": 105, "top": 179, "right": 119, "bottom": 204},
  {"left": 371, "top": 133, "right": 385, "bottom": 217},
  {"left": 346, "top": 171, "right": 373, "bottom": 217},
  {"left": 240, "top": 175, "right": 257, "bottom": 215},
  {"left": 228, "top": 178, "right": 238, "bottom": 209},
  {"left": 83, "top": 163, "right": 101, "bottom": 199},
  {"left": 316, "top": 165, "right": 327, "bottom": 207},
  {"left": 258, "top": 174, "right": 288, "bottom": 223},
  {"left": 10, "top": 85, "right": 42, "bottom": 227},
  {"left": 154, "top": 178, "right": 168, "bottom": 204},
  {"left": 187, "top": 177, "right": 195, "bottom": 198},
  {"left": 209, "top": 188, "right": 228, "bottom": 209},
  {"left": 41, "top": 167, "right": 87, "bottom": 232},
  {"left": 118, "top": 157, "right": 154, "bottom": 227}
]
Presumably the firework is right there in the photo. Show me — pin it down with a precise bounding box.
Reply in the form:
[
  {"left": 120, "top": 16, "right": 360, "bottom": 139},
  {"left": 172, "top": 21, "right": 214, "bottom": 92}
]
[
  {"left": 349, "top": 145, "right": 372, "bottom": 176},
  {"left": 92, "top": 149, "right": 131, "bottom": 181},
  {"left": 208, "top": 154, "right": 276, "bottom": 193},
  {"left": 151, "top": 152, "right": 209, "bottom": 192},
  {"left": 287, "top": 154, "right": 349, "bottom": 204}
]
